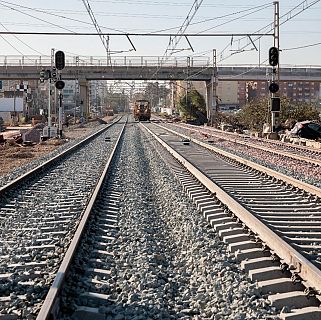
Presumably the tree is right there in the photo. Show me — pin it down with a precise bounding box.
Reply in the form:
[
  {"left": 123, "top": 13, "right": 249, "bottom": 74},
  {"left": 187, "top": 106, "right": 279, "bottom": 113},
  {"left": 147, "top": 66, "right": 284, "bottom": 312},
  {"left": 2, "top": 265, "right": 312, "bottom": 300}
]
[
  {"left": 178, "top": 89, "right": 206, "bottom": 120},
  {"left": 143, "top": 82, "right": 170, "bottom": 108},
  {"left": 236, "top": 97, "right": 269, "bottom": 130},
  {"left": 105, "top": 87, "right": 129, "bottom": 113},
  {"left": 237, "top": 97, "right": 320, "bottom": 131},
  {"left": 280, "top": 100, "right": 320, "bottom": 124}
]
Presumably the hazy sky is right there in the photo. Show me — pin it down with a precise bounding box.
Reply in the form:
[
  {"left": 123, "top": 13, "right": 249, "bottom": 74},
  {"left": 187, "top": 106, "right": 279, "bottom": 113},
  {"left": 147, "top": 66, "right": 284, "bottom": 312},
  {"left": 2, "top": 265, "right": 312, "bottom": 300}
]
[{"left": 0, "top": 0, "right": 320, "bottom": 66}]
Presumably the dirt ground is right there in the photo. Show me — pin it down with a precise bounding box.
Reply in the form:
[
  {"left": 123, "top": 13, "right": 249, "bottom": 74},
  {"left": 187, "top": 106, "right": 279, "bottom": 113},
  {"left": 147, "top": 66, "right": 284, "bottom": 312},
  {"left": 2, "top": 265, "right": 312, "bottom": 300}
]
[{"left": 0, "top": 117, "right": 113, "bottom": 178}]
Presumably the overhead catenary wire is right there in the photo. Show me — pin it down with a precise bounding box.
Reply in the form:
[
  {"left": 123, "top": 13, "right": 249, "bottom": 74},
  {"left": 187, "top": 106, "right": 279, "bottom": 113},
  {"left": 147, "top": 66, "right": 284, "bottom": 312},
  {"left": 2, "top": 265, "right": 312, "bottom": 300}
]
[
  {"left": 82, "top": 0, "right": 111, "bottom": 64},
  {"left": 184, "top": 0, "right": 320, "bottom": 84},
  {"left": 195, "top": 3, "right": 272, "bottom": 35},
  {"left": 0, "top": 1, "right": 274, "bottom": 35},
  {"left": 0, "top": 22, "right": 44, "bottom": 55},
  {"left": 146, "top": 3, "right": 272, "bottom": 34},
  {"left": 0, "top": 0, "right": 137, "bottom": 55},
  {"left": 0, "top": 31, "right": 273, "bottom": 36},
  {"left": 0, "top": 33, "right": 25, "bottom": 55},
  {"left": 0, "top": 1, "right": 78, "bottom": 34},
  {"left": 218, "top": 0, "right": 321, "bottom": 62},
  {"left": 282, "top": 41, "right": 321, "bottom": 51},
  {"left": 149, "top": 3, "right": 272, "bottom": 83},
  {"left": 149, "top": 0, "right": 206, "bottom": 81},
  {"left": 166, "top": 0, "right": 204, "bottom": 54},
  {"left": 0, "top": 0, "right": 318, "bottom": 72},
  {"left": 0, "top": 0, "right": 125, "bottom": 33}
]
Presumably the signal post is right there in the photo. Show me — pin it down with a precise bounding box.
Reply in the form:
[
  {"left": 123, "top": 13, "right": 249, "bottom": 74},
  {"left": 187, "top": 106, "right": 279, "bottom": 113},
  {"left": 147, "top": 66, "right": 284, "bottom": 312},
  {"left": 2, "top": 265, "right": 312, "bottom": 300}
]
[
  {"left": 268, "top": 1, "right": 280, "bottom": 135},
  {"left": 55, "top": 51, "right": 65, "bottom": 138},
  {"left": 40, "top": 50, "right": 65, "bottom": 138}
]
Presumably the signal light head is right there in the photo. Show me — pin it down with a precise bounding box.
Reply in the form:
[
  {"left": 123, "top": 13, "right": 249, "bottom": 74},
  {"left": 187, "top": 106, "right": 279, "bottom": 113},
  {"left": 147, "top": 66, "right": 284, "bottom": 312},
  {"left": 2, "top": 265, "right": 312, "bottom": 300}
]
[
  {"left": 269, "top": 82, "right": 279, "bottom": 93},
  {"left": 271, "top": 97, "right": 280, "bottom": 112},
  {"left": 55, "top": 50, "right": 65, "bottom": 70},
  {"left": 269, "top": 46, "right": 279, "bottom": 66},
  {"left": 55, "top": 80, "right": 65, "bottom": 90}
]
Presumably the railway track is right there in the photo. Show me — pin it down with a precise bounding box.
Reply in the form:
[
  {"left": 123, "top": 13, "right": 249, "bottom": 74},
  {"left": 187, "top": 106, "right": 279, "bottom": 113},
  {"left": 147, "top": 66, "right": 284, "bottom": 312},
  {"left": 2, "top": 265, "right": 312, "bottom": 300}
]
[
  {"left": 175, "top": 122, "right": 321, "bottom": 161},
  {"left": 142, "top": 122, "right": 321, "bottom": 319},
  {"left": 0, "top": 116, "right": 126, "bottom": 319},
  {"left": 3, "top": 117, "right": 321, "bottom": 319},
  {"left": 159, "top": 122, "right": 321, "bottom": 188},
  {"left": 32, "top": 120, "right": 280, "bottom": 320}
]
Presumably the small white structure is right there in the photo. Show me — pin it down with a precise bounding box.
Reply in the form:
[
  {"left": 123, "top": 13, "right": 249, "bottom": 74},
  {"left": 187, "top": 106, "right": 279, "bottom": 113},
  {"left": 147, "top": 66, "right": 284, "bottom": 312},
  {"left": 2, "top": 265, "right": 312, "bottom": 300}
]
[
  {"left": 0, "top": 97, "right": 23, "bottom": 112},
  {"left": 43, "top": 126, "right": 58, "bottom": 138},
  {"left": 160, "top": 107, "right": 173, "bottom": 116}
]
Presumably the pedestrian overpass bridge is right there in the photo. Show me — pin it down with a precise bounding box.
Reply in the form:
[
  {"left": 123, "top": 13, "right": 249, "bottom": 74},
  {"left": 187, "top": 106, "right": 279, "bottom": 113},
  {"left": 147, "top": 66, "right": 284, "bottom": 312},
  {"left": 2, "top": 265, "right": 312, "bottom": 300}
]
[
  {"left": 0, "top": 55, "right": 320, "bottom": 82},
  {"left": 1, "top": 55, "right": 320, "bottom": 119}
]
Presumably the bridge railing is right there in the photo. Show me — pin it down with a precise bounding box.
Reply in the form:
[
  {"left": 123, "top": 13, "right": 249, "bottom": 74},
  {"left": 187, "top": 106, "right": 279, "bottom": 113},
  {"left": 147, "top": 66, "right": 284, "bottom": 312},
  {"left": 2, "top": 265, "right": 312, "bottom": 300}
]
[{"left": 0, "top": 55, "right": 211, "bottom": 68}]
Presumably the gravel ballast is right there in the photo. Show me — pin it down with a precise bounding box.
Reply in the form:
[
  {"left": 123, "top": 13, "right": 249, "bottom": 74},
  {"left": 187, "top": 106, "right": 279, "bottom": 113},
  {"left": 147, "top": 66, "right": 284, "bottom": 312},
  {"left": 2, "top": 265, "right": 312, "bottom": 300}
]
[
  {"left": 0, "top": 121, "right": 109, "bottom": 188},
  {"left": 0, "top": 122, "right": 124, "bottom": 318},
  {"left": 60, "top": 122, "right": 280, "bottom": 320}
]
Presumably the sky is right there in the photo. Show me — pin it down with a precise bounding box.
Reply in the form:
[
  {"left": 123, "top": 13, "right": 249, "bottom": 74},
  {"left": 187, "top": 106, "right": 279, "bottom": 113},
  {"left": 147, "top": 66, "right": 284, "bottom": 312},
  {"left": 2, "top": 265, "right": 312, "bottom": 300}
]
[{"left": 0, "top": 0, "right": 320, "bottom": 67}]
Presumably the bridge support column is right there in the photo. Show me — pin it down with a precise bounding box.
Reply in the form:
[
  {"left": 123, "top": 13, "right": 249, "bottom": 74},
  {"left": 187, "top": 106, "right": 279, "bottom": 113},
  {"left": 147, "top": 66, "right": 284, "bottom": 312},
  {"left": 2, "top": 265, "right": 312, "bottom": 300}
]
[{"left": 79, "top": 79, "right": 89, "bottom": 121}]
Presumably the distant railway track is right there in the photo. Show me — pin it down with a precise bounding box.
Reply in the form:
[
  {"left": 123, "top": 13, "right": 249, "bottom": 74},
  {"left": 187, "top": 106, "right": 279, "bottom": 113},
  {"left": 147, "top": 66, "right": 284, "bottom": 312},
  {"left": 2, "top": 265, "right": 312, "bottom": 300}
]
[
  {"left": 3, "top": 117, "right": 321, "bottom": 319},
  {"left": 0, "top": 116, "right": 126, "bottom": 319},
  {"left": 173, "top": 122, "right": 321, "bottom": 164},
  {"left": 158, "top": 121, "right": 321, "bottom": 190}
]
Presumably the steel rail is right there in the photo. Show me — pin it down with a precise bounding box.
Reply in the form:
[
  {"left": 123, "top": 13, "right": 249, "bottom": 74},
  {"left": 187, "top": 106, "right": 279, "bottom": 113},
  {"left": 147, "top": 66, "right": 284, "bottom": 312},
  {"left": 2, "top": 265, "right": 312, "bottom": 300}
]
[
  {"left": 36, "top": 118, "right": 127, "bottom": 320},
  {"left": 177, "top": 124, "right": 321, "bottom": 167},
  {"left": 141, "top": 122, "right": 321, "bottom": 298},
  {"left": 0, "top": 116, "right": 122, "bottom": 196},
  {"left": 157, "top": 123, "right": 321, "bottom": 198},
  {"left": 183, "top": 123, "right": 321, "bottom": 154}
]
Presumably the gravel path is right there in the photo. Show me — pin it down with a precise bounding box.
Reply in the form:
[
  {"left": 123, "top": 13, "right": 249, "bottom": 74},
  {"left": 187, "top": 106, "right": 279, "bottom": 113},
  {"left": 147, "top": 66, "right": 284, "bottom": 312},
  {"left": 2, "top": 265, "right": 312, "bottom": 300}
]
[{"left": 60, "top": 122, "right": 280, "bottom": 320}]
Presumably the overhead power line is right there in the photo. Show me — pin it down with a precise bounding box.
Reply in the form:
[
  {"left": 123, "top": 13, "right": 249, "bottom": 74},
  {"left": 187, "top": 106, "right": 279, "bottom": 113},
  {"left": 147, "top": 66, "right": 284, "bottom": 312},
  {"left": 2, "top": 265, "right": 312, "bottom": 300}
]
[
  {"left": 185, "top": 0, "right": 321, "bottom": 82},
  {"left": 166, "top": 0, "right": 204, "bottom": 54},
  {"left": 147, "top": 3, "right": 271, "bottom": 34},
  {"left": 0, "top": 0, "right": 136, "bottom": 55},
  {"left": 195, "top": 3, "right": 271, "bottom": 35},
  {"left": 219, "top": 0, "right": 321, "bottom": 62},
  {"left": 0, "top": 22, "right": 44, "bottom": 55},
  {"left": 282, "top": 41, "right": 321, "bottom": 51},
  {"left": 0, "top": 1, "right": 77, "bottom": 34},
  {"left": 82, "top": 0, "right": 111, "bottom": 64},
  {"left": 0, "top": 0, "right": 125, "bottom": 33}
]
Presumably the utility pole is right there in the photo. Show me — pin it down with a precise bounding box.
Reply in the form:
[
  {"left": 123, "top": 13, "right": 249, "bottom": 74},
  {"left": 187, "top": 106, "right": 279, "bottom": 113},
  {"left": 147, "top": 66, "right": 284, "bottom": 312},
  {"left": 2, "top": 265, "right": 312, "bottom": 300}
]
[
  {"left": 170, "top": 81, "right": 175, "bottom": 113},
  {"left": 274, "top": 1, "right": 280, "bottom": 85},
  {"left": 212, "top": 49, "right": 218, "bottom": 126},
  {"left": 47, "top": 48, "right": 55, "bottom": 138},
  {"left": 186, "top": 56, "right": 191, "bottom": 121}
]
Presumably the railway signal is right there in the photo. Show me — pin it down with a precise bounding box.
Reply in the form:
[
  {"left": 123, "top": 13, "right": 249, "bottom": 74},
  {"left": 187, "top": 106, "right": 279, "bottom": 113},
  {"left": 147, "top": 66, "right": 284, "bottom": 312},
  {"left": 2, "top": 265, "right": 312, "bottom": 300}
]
[
  {"left": 271, "top": 97, "right": 281, "bottom": 112},
  {"left": 51, "top": 67, "right": 57, "bottom": 82},
  {"left": 269, "top": 82, "right": 279, "bottom": 94},
  {"left": 269, "top": 46, "right": 279, "bottom": 66},
  {"left": 55, "top": 80, "right": 65, "bottom": 90},
  {"left": 40, "top": 69, "right": 45, "bottom": 83},
  {"left": 55, "top": 50, "right": 65, "bottom": 70}
]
